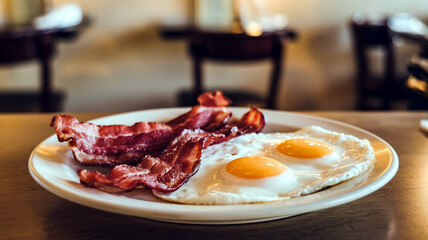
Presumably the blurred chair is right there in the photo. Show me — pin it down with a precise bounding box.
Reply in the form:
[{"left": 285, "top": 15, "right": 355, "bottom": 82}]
[
  {"left": 406, "top": 56, "right": 428, "bottom": 110},
  {"left": 0, "top": 30, "right": 61, "bottom": 112},
  {"left": 0, "top": 17, "right": 89, "bottom": 112},
  {"left": 388, "top": 13, "right": 428, "bottom": 110},
  {"left": 182, "top": 29, "right": 296, "bottom": 109},
  {"left": 350, "top": 13, "right": 406, "bottom": 110}
]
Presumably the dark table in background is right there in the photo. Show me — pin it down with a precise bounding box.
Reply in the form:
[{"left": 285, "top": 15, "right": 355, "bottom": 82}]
[
  {"left": 1, "top": 111, "right": 428, "bottom": 239},
  {"left": 160, "top": 24, "right": 297, "bottom": 40},
  {"left": 0, "top": 17, "right": 89, "bottom": 112}
]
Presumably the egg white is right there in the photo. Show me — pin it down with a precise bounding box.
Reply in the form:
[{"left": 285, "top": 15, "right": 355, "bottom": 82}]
[{"left": 153, "top": 126, "right": 375, "bottom": 205}]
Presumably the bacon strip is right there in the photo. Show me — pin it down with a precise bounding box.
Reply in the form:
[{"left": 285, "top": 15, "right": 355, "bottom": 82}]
[
  {"left": 51, "top": 92, "right": 232, "bottom": 166},
  {"left": 79, "top": 130, "right": 205, "bottom": 192},
  {"left": 79, "top": 108, "right": 265, "bottom": 193},
  {"left": 197, "top": 90, "right": 231, "bottom": 107}
]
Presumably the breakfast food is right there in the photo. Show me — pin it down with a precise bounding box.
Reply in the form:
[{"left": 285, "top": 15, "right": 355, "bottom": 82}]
[
  {"left": 51, "top": 91, "right": 265, "bottom": 193},
  {"left": 51, "top": 91, "right": 234, "bottom": 166},
  {"left": 153, "top": 126, "right": 375, "bottom": 204},
  {"left": 78, "top": 108, "right": 265, "bottom": 193},
  {"left": 50, "top": 91, "right": 375, "bottom": 205}
]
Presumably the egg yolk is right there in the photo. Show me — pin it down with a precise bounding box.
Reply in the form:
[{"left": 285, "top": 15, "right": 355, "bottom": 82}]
[
  {"left": 226, "top": 156, "right": 287, "bottom": 179},
  {"left": 277, "top": 138, "right": 334, "bottom": 158}
]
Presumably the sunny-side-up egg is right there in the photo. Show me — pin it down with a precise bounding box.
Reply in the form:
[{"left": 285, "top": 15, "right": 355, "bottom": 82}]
[{"left": 153, "top": 126, "right": 376, "bottom": 205}]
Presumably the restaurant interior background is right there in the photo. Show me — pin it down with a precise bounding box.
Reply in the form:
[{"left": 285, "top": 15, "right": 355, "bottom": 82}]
[{"left": 0, "top": 0, "right": 427, "bottom": 112}]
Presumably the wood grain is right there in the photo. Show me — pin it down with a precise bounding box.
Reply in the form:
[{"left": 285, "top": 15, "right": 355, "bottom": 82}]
[{"left": 1, "top": 112, "right": 427, "bottom": 240}]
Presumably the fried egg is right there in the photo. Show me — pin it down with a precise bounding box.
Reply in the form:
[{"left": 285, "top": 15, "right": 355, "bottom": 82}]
[{"left": 153, "top": 126, "right": 375, "bottom": 205}]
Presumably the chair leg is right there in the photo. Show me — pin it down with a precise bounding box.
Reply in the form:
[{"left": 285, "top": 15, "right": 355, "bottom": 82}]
[
  {"left": 38, "top": 33, "right": 55, "bottom": 112},
  {"left": 382, "top": 44, "right": 395, "bottom": 110},
  {"left": 40, "top": 53, "right": 52, "bottom": 112},
  {"left": 356, "top": 77, "right": 365, "bottom": 110},
  {"left": 267, "top": 39, "right": 283, "bottom": 109},
  {"left": 193, "top": 57, "right": 203, "bottom": 97},
  {"left": 268, "top": 63, "right": 281, "bottom": 109},
  {"left": 357, "top": 92, "right": 367, "bottom": 110}
]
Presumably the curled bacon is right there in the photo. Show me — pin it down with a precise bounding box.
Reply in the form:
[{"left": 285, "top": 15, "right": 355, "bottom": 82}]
[
  {"left": 79, "top": 108, "right": 265, "bottom": 193},
  {"left": 197, "top": 91, "right": 231, "bottom": 107},
  {"left": 79, "top": 130, "right": 206, "bottom": 192},
  {"left": 51, "top": 91, "right": 232, "bottom": 166},
  {"left": 51, "top": 91, "right": 266, "bottom": 193}
]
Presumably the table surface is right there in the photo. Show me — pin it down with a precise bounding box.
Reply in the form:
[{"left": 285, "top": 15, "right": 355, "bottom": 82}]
[{"left": 1, "top": 111, "right": 428, "bottom": 240}]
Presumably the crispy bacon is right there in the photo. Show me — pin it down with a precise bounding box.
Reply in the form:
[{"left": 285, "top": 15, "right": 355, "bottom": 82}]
[
  {"left": 197, "top": 90, "right": 231, "bottom": 107},
  {"left": 51, "top": 91, "right": 232, "bottom": 166},
  {"left": 79, "top": 108, "right": 265, "bottom": 193},
  {"left": 51, "top": 90, "right": 266, "bottom": 193},
  {"left": 79, "top": 130, "right": 206, "bottom": 192},
  {"left": 51, "top": 116, "right": 175, "bottom": 165}
]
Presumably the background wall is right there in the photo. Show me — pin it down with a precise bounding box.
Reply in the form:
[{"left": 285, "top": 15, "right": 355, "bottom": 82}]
[{"left": 0, "top": 0, "right": 425, "bottom": 112}]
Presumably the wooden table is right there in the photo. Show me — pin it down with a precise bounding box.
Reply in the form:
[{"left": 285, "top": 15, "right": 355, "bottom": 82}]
[{"left": 1, "top": 112, "right": 428, "bottom": 239}]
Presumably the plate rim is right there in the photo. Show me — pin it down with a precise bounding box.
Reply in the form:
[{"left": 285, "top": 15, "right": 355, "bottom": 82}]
[{"left": 28, "top": 107, "right": 399, "bottom": 224}]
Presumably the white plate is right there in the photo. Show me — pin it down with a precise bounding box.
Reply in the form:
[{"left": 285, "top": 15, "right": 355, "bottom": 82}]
[{"left": 29, "top": 108, "right": 398, "bottom": 224}]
